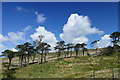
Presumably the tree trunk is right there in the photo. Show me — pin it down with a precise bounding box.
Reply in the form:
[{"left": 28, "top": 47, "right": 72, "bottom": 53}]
[
  {"left": 67, "top": 49, "right": 69, "bottom": 57},
  {"left": 30, "top": 56, "right": 33, "bottom": 61},
  {"left": 21, "top": 56, "right": 24, "bottom": 69},
  {"left": 58, "top": 52, "right": 60, "bottom": 60},
  {"left": 76, "top": 50, "right": 78, "bottom": 56},
  {"left": 70, "top": 49, "right": 72, "bottom": 57},
  {"left": 24, "top": 57, "right": 27, "bottom": 66},
  {"left": 9, "top": 58, "right": 11, "bottom": 66},
  {"left": 41, "top": 51, "right": 43, "bottom": 63},
  {"left": 64, "top": 52, "right": 66, "bottom": 58},
  {"left": 7, "top": 66, "right": 9, "bottom": 70},
  {"left": 114, "top": 38, "right": 117, "bottom": 46},
  {"left": 8, "top": 58, "right": 11, "bottom": 70},
  {"left": 38, "top": 53, "right": 40, "bottom": 65},
  {"left": 44, "top": 53, "right": 46, "bottom": 62},
  {"left": 83, "top": 49, "right": 84, "bottom": 56},
  {"left": 27, "top": 54, "right": 29, "bottom": 65},
  {"left": 32, "top": 55, "right": 35, "bottom": 63},
  {"left": 19, "top": 57, "right": 21, "bottom": 66},
  {"left": 96, "top": 48, "right": 97, "bottom": 54}
]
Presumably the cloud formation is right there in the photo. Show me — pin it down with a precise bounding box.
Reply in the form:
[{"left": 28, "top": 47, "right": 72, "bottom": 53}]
[
  {"left": 96, "top": 34, "right": 112, "bottom": 48},
  {"left": 0, "top": 34, "right": 8, "bottom": 42},
  {"left": 8, "top": 31, "right": 25, "bottom": 44},
  {"left": 16, "top": 6, "right": 29, "bottom": 12},
  {"left": 12, "top": 48, "right": 18, "bottom": 52},
  {"left": 0, "top": 26, "right": 31, "bottom": 52},
  {"left": 35, "top": 11, "right": 46, "bottom": 23},
  {"left": 23, "top": 25, "right": 32, "bottom": 32},
  {"left": 60, "top": 13, "right": 104, "bottom": 44},
  {"left": 0, "top": 32, "right": 25, "bottom": 52},
  {"left": 30, "top": 26, "right": 58, "bottom": 51},
  {"left": 0, "top": 34, "right": 9, "bottom": 52},
  {"left": 0, "top": 43, "right": 7, "bottom": 52}
]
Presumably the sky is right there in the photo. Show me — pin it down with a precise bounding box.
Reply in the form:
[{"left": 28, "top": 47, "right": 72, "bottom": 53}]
[{"left": 1, "top": 2, "right": 118, "bottom": 53}]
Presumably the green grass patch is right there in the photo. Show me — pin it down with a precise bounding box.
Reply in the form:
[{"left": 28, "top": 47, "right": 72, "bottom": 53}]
[{"left": 2, "top": 51, "right": 119, "bottom": 78}]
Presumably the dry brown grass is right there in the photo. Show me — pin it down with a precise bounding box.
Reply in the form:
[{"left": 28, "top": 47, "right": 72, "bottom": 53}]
[{"left": 76, "top": 68, "right": 118, "bottom": 78}]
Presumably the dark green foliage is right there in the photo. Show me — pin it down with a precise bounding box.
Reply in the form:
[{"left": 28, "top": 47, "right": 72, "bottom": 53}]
[
  {"left": 23, "top": 42, "right": 32, "bottom": 65},
  {"left": 91, "top": 40, "right": 99, "bottom": 54},
  {"left": 103, "top": 46, "right": 114, "bottom": 56},
  {"left": 110, "top": 31, "right": 120, "bottom": 46},
  {"left": 16, "top": 45, "right": 26, "bottom": 68},
  {"left": 54, "top": 41, "right": 65, "bottom": 60},
  {"left": 1, "top": 50, "right": 15, "bottom": 70},
  {"left": 74, "top": 43, "right": 80, "bottom": 56},
  {"left": 101, "top": 45, "right": 120, "bottom": 56},
  {"left": 65, "top": 43, "right": 74, "bottom": 57}
]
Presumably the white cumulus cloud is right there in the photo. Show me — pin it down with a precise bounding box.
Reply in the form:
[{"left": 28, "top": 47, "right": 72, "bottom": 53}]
[
  {"left": 96, "top": 34, "right": 112, "bottom": 48},
  {"left": 0, "top": 26, "right": 30, "bottom": 53},
  {"left": 0, "top": 34, "right": 9, "bottom": 52},
  {"left": 60, "top": 13, "right": 104, "bottom": 44},
  {"left": 30, "top": 26, "right": 58, "bottom": 51},
  {"left": 0, "top": 34, "right": 8, "bottom": 42},
  {"left": 35, "top": 11, "right": 46, "bottom": 23},
  {"left": 8, "top": 31, "right": 25, "bottom": 44},
  {"left": 12, "top": 48, "right": 18, "bottom": 52},
  {"left": 0, "top": 43, "right": 7, "bottom": 52}
]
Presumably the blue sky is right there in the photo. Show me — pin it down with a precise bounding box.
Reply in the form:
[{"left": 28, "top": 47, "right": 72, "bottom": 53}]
[{"left": 1, "top": 2, "right": 118, "bottom": 52}]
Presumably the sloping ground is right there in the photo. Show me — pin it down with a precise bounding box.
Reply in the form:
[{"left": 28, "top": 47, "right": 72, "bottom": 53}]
[
  {"left": 64, "top": 68, "right": 118, "bottom": 78},
  {"left": 2, "top": 51, "right": 119, "bottom": 78}
]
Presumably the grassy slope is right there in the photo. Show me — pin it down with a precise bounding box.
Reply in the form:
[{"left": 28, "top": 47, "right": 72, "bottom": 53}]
[{"left": 3, "top": 51, "right": 118, "bottom": 78}]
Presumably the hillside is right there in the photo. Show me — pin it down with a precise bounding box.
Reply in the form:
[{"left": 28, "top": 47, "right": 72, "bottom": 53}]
[{"left": 1, "top": 49, "right": 119, "bottom": 78}]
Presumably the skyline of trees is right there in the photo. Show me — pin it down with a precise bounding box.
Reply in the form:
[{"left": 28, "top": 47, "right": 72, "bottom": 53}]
[{"left": 0, "top": 31, "right": 120, "bottom": 70}]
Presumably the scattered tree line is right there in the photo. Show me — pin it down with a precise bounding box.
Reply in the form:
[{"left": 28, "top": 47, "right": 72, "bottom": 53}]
[{"left": 1, "top": 31, "right": 120, "bottom": 70}]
